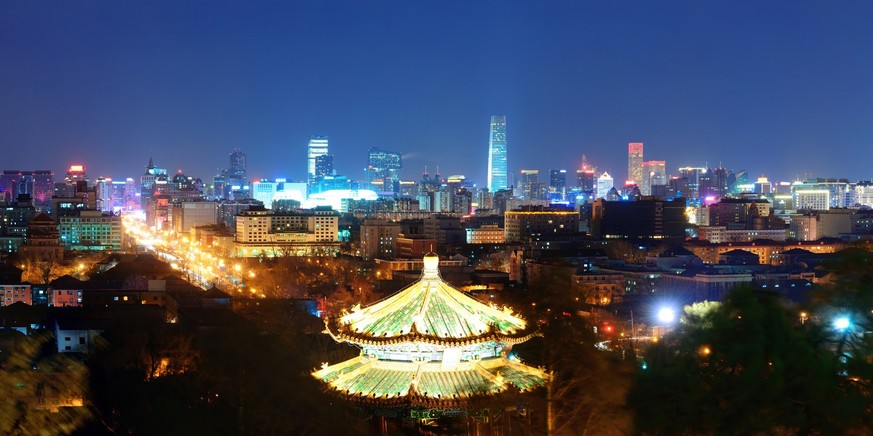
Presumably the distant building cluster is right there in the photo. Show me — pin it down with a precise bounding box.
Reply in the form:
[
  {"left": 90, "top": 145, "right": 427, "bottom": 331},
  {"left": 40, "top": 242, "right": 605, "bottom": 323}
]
[{"left": 3, "top": 115, "right": 873, "bottom": 313}]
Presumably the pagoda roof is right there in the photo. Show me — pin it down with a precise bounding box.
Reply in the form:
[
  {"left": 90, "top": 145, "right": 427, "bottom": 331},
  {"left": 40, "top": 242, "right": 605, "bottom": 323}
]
[
  {"left": 313, "top": 355, "right": 548, "bottom": 405},
  {"left": 330, "top": 254, "right": 528, "bottom": 345}
]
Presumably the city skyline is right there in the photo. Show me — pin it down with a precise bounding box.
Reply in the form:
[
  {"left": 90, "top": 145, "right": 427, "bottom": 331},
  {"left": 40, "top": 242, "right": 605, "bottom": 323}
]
[{"left": 3, "top": 2, "right": 873, "bottom": 184}]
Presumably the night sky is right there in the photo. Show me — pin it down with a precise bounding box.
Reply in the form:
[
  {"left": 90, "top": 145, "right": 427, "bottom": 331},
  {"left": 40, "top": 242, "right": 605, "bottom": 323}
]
[{"left": 2, "top": 1, "right": 872, "bottom": 185}]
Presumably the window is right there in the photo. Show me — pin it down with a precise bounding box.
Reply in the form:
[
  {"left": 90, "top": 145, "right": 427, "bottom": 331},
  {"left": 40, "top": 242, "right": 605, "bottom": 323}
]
[
  {"left": 64, "top": 337, "right": 71, "bottom": 341},
  {"left": 79, "top": 337, "right": 85, "bottom": 345}
]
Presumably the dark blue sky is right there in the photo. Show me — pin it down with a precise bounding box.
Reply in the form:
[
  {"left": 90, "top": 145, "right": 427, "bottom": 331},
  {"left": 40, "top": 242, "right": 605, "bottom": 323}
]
[{"left": 2, "top": 1, "right": 872, "bottom": 185}]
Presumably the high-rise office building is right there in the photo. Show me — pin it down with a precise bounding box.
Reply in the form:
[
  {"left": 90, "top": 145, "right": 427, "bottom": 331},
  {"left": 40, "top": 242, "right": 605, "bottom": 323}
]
[
  {"left": 520, "top": 170, "right": 539, "bottom": 200},
  {"left": 141, "top": 157, "right": 168, "bottom": 208},
  {"left": 0, "top": 170, "right": 53, "bottom": 213},
  {"left": 627, "top": 142, "right": 644, "bottom": 185},
  {"left": 641, "top": 161, "right": 667, "bottom": 196},
  {"left": 315, "top": 154, "right": 335, "bottom": 179},
  {"left": 365, "top": 147, "right": 402, "bottom": 193},
  {"left": 487, "top": 115, "right": 508, "bottom": 191},
  {"left": 698, "top": 167, "right": 729, "bottom": 200},
  {"left": 550, "top": 169, "right": 567, "bottom": 200},
  {"left": 597, "top": 172, "right": 614, "bottom": 199},
  {"left": 0, "top": 171, "right": 23, "bottom": 204},
  {"left": 228, "top": 149, "right": 247, "bottom": 188},
  {"left": 95, "top": 177, "right": 113, "bottom": 211},
  {"left": 65, "top": 165, "right": 88, "bottom": 186},
  {"left": 576, "top": 169, "right": 596, "bottom": 191},
  {"left": 678, "top": 167, "right": 706, "bottom": 198},
  {"left": 308, "top": 135, "right": 329, "bottom": 182}
]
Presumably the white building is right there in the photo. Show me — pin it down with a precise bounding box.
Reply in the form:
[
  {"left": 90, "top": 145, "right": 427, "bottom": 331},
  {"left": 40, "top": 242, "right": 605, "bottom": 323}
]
[
  {"left": 251, "top": 180, "right": 279, "bottom": 209},
  {"left": 855, "top": 181, "right": 873, "bottom": 208},
  {"left": 234, "top": 207, "right": 339, "bottom": 257},
  {"left": 596, "top": 172, "right": 614, "bottom": 199},
  {"left": 308, "top": 135, "right": 329, "bottom": 182},
  {"left": 793, "top": 189, "right": 830, "bottom": 211},
  {"left": 172, "top": 201, "right": 218, "bottom": 233}
]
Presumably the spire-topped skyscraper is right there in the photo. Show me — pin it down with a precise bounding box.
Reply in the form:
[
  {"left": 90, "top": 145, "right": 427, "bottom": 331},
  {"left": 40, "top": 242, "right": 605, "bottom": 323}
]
[{"left": 487, "top": 115, "right": 508, "bottom": 191}]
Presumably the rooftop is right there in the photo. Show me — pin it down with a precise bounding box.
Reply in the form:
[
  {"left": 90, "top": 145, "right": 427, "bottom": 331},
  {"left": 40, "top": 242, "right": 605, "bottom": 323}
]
[{"left": 331, "top": 255, "right": 528, "bottom": 345}]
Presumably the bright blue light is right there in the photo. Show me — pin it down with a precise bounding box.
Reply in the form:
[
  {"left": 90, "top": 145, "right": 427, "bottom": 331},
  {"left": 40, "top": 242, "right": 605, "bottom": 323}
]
[
  {"left": 833, "top": 316, "right": 851, "bottom": 331},
  {"left": 657, "top": 307, "right": 675, "bottom": 324}
]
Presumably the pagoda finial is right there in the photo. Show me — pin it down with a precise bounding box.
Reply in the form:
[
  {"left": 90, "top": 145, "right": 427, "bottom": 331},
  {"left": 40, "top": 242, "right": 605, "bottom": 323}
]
[{"left": 422, "top": 253, "right": 440, "bottom": 279}]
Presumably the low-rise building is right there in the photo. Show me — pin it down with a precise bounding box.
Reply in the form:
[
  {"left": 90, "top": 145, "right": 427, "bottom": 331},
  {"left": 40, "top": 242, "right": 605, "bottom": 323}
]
[
  {"left": 54, "top": 318, "right": 103, "bottom": 353},
  {"left": 0, "top": 284, "right": 32, "bottom": 306},
  {"left": 359, "top": 219, "right": 402, "bottom": 260},
  {"left": 505, "top": 206, "right": 579, "bottom": 242},
  {"left": 233, "top": 206, "right": 340, "bottom": 257},
  {"left": 697, "top": 226, "right": 788, "bottom": 243},
  {"left": 465, "top": 223, "right": 505, "bottom": 244}
]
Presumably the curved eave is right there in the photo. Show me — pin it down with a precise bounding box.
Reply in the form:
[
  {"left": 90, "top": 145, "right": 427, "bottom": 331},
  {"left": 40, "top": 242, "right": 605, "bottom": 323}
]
[
  {"left": 325, "top": 319, "right": 542, "bottom": 347},
  {"left": 313, "top": 356, "right": 550, "bottom": 407}
]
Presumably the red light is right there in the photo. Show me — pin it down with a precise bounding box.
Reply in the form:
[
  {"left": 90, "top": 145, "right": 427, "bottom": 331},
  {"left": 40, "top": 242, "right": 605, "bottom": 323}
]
[
  {"left": 69, "top": 165, "right": 84, "bottom": 172},
  {"left": 604, "top": 325, "right": 613, "bottom": 333}
]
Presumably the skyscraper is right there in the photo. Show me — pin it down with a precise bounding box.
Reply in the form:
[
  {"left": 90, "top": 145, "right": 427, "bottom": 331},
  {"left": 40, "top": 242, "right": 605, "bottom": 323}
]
[
  {"left": 641, "top": 160, "right": 667, "bottom": 195},
  {"left": 65, "top": 165, "right": 88, "bottom": 186},
  {"left": 627, "top": 142, "right": 644, "bottom": 185},
  {"left": 597, "top": 172, "right": 614, "bottom": 199},
  {"left": 520, "top": 169, "right": 539, "bottom": 200},
  {"left": 0, "top": 170, "right": 53, "bottom": 212},
  {"left": 228, "top": 149, "right": 247, "bottom": 188},
  {"left": 308, "top": 135, "right": 329, "bottom": 182},
  {"left": 365, "top": 147, "right": 402, "bottom": 194},
  {"left": 315, "top": 154, "right": 334, "bottom": 179},
  {"left": 549, "top": 169, "right": 567, "bottom": 200},
  {"left": 576, "top": 169, "right": 596, "bottom": 191},
  {"left": 140, "top": 157, "right": 168, "bottom": 208},
  {"left": 487, "top": 115, "right": 508, "bottom": 191}
]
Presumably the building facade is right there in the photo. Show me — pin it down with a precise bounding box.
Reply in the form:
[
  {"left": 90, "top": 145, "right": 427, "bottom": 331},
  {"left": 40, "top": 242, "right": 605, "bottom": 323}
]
[
  {"left": 58, "top": 210, "right": 122, "bottom": 251},
  {"left": 504, "top": 207, "right": 579, "bottom": 242},
  {"left": 233, "top": 207, "right": 339, "bottom": 257}
]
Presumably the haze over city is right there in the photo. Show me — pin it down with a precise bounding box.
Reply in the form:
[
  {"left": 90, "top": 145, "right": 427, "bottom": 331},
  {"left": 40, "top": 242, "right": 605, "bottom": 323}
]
[{"left": 3, "top": 1, "right": 873, "bottom": 183}]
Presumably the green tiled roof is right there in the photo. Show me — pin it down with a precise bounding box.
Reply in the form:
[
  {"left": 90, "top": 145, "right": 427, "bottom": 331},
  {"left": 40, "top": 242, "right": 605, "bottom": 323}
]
[
  {"left": 313, "top": 356, "right": 548, "bottom": 403},
  {"left": 339, "top": 260, "right": 526, "bottom": 340}
]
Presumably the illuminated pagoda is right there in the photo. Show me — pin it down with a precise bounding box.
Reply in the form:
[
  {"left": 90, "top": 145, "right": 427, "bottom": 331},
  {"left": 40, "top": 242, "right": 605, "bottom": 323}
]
[{"left": 313, "top": 254, "right": 548, "bottom": 406}]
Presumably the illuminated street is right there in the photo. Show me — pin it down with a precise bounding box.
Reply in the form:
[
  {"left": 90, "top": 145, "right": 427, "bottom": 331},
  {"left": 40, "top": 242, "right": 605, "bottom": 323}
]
[{"left": 122, "top": 214, "right": 264, "bottom": 297}]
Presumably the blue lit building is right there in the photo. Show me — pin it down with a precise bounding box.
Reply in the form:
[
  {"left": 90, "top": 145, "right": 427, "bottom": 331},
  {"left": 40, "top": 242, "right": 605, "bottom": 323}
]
[
  {"left": 365, "top": 147, "right": 402, "bottom": 194},
  {"left": 487, "top": 115, "right": 508, "bottom": 192}
]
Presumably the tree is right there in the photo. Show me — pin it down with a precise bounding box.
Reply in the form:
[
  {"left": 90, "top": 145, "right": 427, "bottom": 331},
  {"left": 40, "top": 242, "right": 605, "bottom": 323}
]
[
  {"left": 0, "top": 333, "right": 91, "bottom": 435},
  {"left": 514, "top": 264, "right": 634, "bottom": 435},
  {"left": 811, "top": 249, "right": 873, "bottom": 403},
  {"left": 18, "top": 256, "right": 74, "bottom": 285},
  {"left": 630, "top": 286, "right": 872, "bottom": 434}
]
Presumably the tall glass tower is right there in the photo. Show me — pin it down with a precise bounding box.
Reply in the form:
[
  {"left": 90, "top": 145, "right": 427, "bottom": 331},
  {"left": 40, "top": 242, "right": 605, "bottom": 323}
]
[
  {"left": 487, "top": 115, "right": 508, "bottom": 191},
  {"left": 308, "top": 135, "right": 329, "bottom": 182}
]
